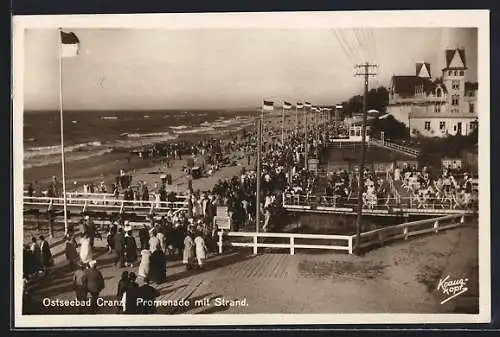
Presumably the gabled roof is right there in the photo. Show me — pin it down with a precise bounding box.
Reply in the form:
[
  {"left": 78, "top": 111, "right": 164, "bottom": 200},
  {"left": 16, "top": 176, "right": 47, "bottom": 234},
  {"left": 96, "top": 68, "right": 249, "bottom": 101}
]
[
  {"left": 391, "top": 76, "right": 438, "bottom": 97},
  {"left": 416, "top": 62, "right": 431, "bottom": 78},
  {"left": 444, "top": 48, "right": 467, "bottom": 69}
]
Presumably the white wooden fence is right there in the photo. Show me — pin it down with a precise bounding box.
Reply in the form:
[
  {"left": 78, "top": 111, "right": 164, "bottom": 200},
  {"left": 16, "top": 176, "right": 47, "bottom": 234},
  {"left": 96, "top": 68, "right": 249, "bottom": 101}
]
[
  {"left": 24, "top": 196, "right": 187, "bottom": 214},
  {"left": 217, "top": 213, "right": 470, "bottom": 255},
  {"left": 370, "top": 138, "right": 420, "bottom": 158},
  {"left": 217, "top": 231, "right": 353, "bottom": 255}
]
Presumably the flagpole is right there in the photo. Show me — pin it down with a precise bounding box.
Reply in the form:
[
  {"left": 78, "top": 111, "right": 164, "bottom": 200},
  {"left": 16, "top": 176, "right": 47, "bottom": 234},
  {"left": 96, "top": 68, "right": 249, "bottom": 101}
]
[
  {"left": 304, "top": 106, "right": 308, "bottom": 169},
  {"left": 281, "top": 104, "right": 285, "bottom": 146},
  {"left": 255, "top": 106, "right": 262, "bottom": 254},
  {"left": 58, "top": 28, "right": 69, "bottom": 236},
  {"left": 295, "top": 105, "right": 298, "bottom": 136}
]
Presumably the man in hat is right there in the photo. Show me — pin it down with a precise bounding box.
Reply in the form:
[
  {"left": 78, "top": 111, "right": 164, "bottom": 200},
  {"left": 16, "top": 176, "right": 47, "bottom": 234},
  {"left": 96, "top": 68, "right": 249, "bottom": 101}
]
[
  {"left": 85, "top": 260, "right": 105, "bottom": 314},
  {"left": 113, "top": 227, "right": 126, "bottom": 268},
  {"left": 72, "top": 263, "right": 88, "bottom": 313}
]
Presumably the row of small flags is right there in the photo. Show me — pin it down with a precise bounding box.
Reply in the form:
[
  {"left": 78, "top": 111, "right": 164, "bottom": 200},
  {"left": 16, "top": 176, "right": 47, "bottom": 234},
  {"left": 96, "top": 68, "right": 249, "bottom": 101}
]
[{"left": 262, "top": 100, "right": 331, "bottom": 112}]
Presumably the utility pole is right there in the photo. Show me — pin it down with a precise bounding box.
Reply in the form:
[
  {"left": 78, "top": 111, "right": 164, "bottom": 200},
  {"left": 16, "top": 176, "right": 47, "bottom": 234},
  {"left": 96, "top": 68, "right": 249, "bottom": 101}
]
[{"left": 354, "top": 62, "right": 378, "bottom": 254}]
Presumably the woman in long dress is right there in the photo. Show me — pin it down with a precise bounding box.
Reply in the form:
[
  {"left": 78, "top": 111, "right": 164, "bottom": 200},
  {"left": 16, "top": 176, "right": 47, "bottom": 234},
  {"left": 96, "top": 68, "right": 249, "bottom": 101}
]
[
  {"left": 65, "top": 236, "right": 79, "bottom": 269},
  {"left": 124, "top": 231, "right": 138, "bottom": 267},
  {"left": 182, "top": 232, "right": 195, "bottom": 270},
  {"left": 194, "top": 233, "right": 208, "bottom": 269},
  {"left": 79, "top": 234, "right": 93, "bottom": 265},
  {"left": 137, "top": 249, "right": 151, "bottom": 279},
  {"left": 149, "top": 248, "right": 166, "bottom": 284}
]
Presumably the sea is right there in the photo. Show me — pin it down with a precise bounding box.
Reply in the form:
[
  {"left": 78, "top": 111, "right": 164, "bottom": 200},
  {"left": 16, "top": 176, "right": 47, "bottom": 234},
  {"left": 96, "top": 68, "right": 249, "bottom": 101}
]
[{"left": 23, "top": 109, "right": 258, "bottom": 171}]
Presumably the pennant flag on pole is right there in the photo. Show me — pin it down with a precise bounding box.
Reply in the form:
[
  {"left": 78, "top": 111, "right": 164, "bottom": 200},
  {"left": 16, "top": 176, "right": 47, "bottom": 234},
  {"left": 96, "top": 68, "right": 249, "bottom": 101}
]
[
  {"left": 283, "top": 101, "right": 292, "bottom": 110},
  {"left": 263, "top": 100, "right": 274, "bottom": 111},
  {"left": 296, "top": 102, "right": 303, "bottom": 109},
  {"left": 304, "top": 102, "right": 312, "bottom": 108},
  {"left": 60, "top": 31, "right": 80, "bottom": 58}
]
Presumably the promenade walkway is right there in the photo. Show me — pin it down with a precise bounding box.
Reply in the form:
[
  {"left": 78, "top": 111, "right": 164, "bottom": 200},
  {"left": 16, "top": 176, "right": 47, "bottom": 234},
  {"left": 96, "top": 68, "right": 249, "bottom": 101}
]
[{"left": 24, "top": 219, "right": 478, "bottom": 315}]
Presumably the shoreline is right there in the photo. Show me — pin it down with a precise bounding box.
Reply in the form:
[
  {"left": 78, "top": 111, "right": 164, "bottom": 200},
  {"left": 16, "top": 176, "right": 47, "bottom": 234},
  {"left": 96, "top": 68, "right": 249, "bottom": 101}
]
[{"left": 24, "top": 125, "right": 257, "bottom": 194}]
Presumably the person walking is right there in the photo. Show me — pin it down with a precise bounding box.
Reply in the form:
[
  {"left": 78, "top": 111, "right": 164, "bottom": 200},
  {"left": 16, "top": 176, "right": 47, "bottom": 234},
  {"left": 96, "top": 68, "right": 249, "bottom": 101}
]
[
  {"left": 124, "top": 229, "right": 138, "bottom": 268},
  {"left": 85, "top": 260, "right": 105, "bottom": 314},
  {"left": 113, "top": 228, "right": 126, "bottom": 268},
  {"left": 138, "top": 224, "right": 150, "bottom": 251},
  {"left": 137, "top": 249, "right": 151, "bottom": 280},
  {"left": 65, "top": 236, "right": 79, "bottom": 270},
  {"left": 194, "top": 232, "right": 208, "bottom": 269},
  {"left": 116, "top": 271, "right": 129, "bottom": 314},
  {"left": 124, "top": 272, "right": 139, "bottom": 314},
  {"left": 156, "top": 230, "right": 166, "bottom": 253},
  {"left": 182, "top": 232, "right": 195, "bottom": 270},
  {"left": 149, "top": 247, "right": 167, "bottom": 284},
  {"left": 29, "top": 237, "right": 42, "bottom": 275},
  {"left": 137, "top": 278, "right": 160, "bottom": 314},
  {"left": 39, "top": 235, "right": 53, "bottom": 274},
  {"left": 72, "top": 264, "right": 88, "bottom": 314},
  {"left": 79, "top": 233, "right": 93, "bottom": 265},
  {"left": 148, "top": 229, "right": 160, "bottom": 253}
]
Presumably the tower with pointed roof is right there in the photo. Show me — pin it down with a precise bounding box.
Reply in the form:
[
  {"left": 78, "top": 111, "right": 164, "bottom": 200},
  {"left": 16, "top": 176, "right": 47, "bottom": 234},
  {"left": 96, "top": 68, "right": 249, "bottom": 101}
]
[
  {"left": 416, "top": 62, "right": 431, "bottom": 78},
  {"left": 442, "top": 48, "right": 467, "bottom": 114}
]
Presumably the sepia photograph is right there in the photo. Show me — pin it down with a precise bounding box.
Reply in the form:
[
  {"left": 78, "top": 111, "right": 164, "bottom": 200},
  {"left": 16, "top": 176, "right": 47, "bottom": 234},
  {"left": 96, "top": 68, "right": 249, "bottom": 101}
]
[{"left": 12, "top": 11, "right": 490, "bottom": 327}]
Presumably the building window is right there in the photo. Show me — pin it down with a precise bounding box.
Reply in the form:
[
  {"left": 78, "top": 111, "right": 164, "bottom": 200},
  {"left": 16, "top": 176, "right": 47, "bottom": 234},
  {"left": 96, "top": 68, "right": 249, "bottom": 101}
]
[
  {"left": 435, "top": 104, "right": 441, "bottom": 113},
  {"left": 448, "top": 70, "right": 452, "bottom": 76},
  {"left": 436, "top": 88, "right": 442, "bottom": 97},
  {"left": 469, "top": 103, "right": 475, "bottom": 113},
  {"left": 424, "top": 121, "right": 431, "bottom": 131},
  {"left": 452, "top": 95, "right": 460, "bottom": 106},
  {"left": 460, "top": 70, "right": 464, "bottom": 76},
  {"left": 470, "top": 121, "right": 478, "bottom": 130},
  {"left": 452, "top": 80, "right": 460, "bottom": 90},
  {"left": 439, "top": 121, "right": 446, "bottom": 130},
  {"left": 454, "top": 71, "right": 458, "bottom": 76}
]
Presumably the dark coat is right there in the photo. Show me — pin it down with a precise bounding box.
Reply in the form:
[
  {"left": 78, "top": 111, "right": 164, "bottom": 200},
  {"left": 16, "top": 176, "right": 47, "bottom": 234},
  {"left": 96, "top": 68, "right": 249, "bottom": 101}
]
[
  {"left": 149, "top": 249, "right": 167, "bottom": 284},
  {"left": 40, "top": 240, "right": 53, "bottom": 267},
  {"left": 138, "top": 284, "right": 160, "bottom": 314},
  {"left": 124, "top": 282, "right": 139, "bottom": 314},
  {"left": 116, "top": 279, "right": 128, "bottom": 300},
  {"left": 85, "top": 268, "right": 105, "bottom": 294},
  {"left": 125, "top": 236, "right": 138, "bottom": 263},
  {"left": 114, "top": 232, "right": 126, "bottom": 252}
]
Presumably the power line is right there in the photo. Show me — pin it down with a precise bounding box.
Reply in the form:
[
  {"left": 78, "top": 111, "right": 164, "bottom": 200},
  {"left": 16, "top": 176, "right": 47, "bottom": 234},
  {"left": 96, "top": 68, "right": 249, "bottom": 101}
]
[{"left": 331, "top": 29, "right": 357, "bottom": 66}]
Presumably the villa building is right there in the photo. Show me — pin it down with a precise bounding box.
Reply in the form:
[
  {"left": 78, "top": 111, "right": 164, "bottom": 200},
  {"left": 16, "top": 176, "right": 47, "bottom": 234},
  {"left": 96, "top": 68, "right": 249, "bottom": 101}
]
[{"left": 387, "top": 48, "right": 478, "bottom": 137}]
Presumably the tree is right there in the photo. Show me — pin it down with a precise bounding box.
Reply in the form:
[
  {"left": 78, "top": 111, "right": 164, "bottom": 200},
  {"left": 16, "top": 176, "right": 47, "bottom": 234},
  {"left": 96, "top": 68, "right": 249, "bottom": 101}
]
[
  {"left": 341, "top": 86, "right": 389, "bottom": 117},
  {"left": 370, "top": 114, "right": 409, "bottom": 140}
]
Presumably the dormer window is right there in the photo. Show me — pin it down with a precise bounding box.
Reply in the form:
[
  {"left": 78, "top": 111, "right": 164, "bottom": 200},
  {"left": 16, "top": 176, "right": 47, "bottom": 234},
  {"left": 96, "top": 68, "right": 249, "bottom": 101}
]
[{"left": 436, "top": 87, "right": 443, "bottom": 97}]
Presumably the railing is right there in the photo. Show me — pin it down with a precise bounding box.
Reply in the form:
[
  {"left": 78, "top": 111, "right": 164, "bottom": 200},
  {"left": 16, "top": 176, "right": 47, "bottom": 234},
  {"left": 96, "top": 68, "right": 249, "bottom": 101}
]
[
  {"left": 216, "top": 212, "right": 471, "bottom": 255},
  {"left": 352, "top": 213, "right": 468, "bottom": 249},
  {"left": 217, "top": 231, "right": 353, "bottom": 255},
  {"left": 370, "top": 139, "right": 420, "bottom": 157},
  {"left": 282, "top": 193, "right": 477, "bottom": 213},
  {"left": 24, "top": 190, "right": 189, "bottom": 201},
  {"left": 23, "top": 196, "right": 188, "bottom": 214}
]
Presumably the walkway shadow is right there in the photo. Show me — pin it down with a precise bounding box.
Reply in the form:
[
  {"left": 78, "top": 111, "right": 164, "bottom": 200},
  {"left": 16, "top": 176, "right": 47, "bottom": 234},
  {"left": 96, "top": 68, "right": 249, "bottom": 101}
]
[
  {"left": 165, "top": 251, "right": 255, "bottom": 283},
  {"left": 32, "top": 276, "right": 114, "bottom": 300}
]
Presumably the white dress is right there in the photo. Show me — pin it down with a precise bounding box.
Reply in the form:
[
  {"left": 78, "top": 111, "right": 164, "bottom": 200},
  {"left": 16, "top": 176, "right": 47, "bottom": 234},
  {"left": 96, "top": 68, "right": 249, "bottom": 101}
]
[
  {"left": 194, "top": 236, "right": 207, "bottom": 266},
  {"left": 79, "top": 237, "right": 92, "bottom": 264}
]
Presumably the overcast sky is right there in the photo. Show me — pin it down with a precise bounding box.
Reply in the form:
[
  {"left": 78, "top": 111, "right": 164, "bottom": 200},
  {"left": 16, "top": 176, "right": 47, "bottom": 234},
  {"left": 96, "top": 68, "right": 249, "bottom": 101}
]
[{"left": 24, "top": 27, "right": 477, "bottom": 110}]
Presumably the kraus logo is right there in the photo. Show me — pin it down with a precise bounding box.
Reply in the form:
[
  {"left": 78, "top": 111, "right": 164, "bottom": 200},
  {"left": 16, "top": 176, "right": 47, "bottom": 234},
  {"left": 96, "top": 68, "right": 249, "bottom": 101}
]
[{"left": 437, "top": 275, "right": 468, "bottom": 304}]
